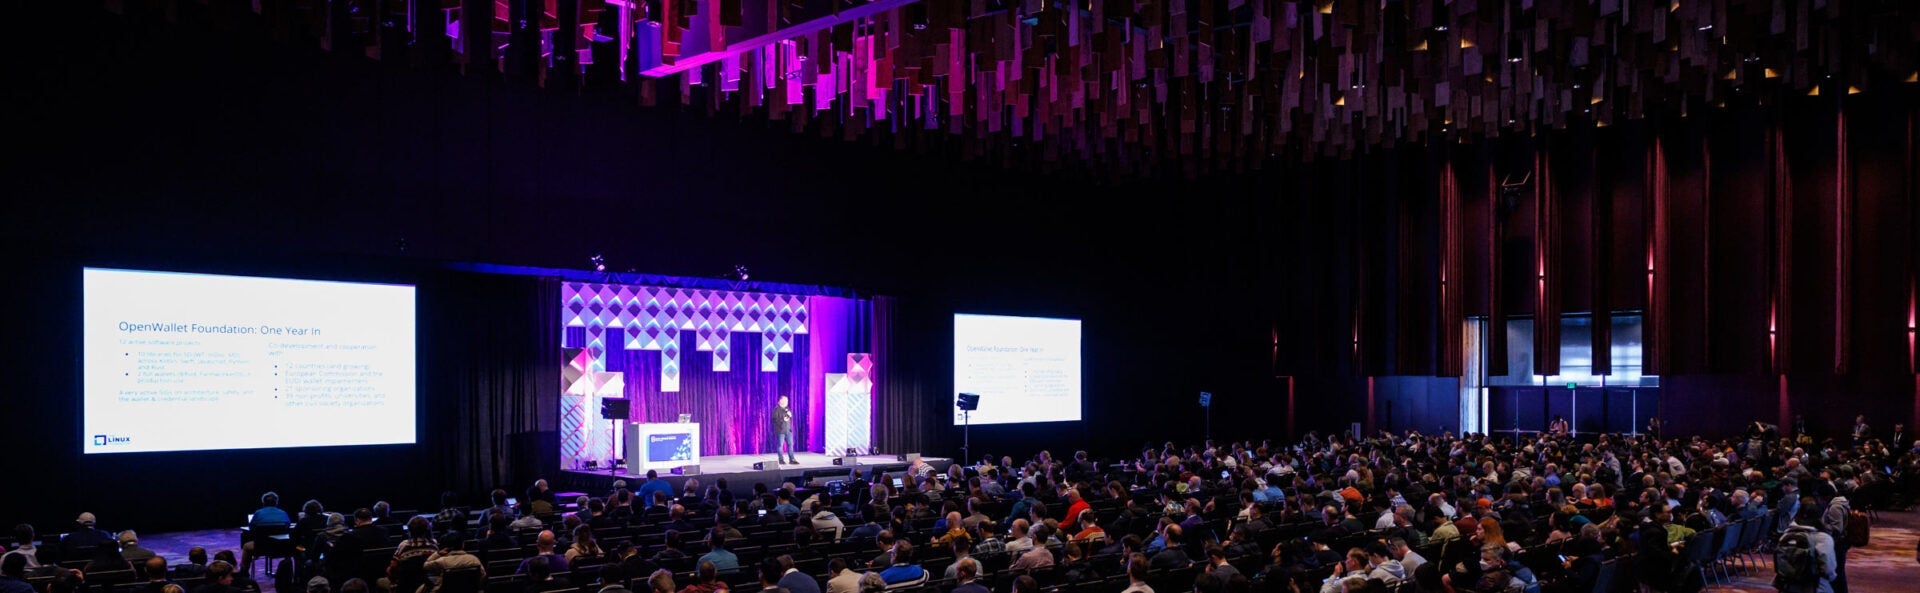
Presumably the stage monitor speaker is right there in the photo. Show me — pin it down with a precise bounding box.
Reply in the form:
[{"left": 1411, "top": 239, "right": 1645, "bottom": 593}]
[
  {"left": 832, "top": 457, "right": 845, "bottom": 465},
  {"left": 600, "top": 398, "right": 631, "bottom": 420},
  {"left": 753, "top": 461, "right": 767, "bottom": 470},
  {"left": 671, "top": 465, "right": 700, "bottom": 476},
  {"left": 956, "top": 393, "right": 980, "bottom": 411}
]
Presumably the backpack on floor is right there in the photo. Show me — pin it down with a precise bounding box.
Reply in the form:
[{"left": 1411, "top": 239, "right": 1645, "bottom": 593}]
[
  {"left": 1845, "top": 509, "right": 1871, "bottom": 547},
  {"left": 274, "top": 558, "right": 297, "bottom": 593},
  {"left": 1773, "top": 529, "right": 1822, "bottom": 586}
]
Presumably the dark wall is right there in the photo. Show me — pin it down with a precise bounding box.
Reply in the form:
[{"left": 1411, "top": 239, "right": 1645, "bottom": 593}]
[{"left": 1, "top": 4, "right": 1275, "bottom": 533}]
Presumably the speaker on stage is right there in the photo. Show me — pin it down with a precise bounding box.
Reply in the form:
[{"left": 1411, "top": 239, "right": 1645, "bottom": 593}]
[{"left": 600, "top": 398, "right": 630, "bottom": 420}]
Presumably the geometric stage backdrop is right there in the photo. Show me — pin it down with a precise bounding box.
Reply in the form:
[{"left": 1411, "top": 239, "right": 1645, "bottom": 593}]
[{"left": 560, "top": 281, "right": 873, "bottom": 470}]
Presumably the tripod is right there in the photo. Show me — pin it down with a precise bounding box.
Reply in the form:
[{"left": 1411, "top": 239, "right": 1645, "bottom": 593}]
[
  {"left": 608, "top": 418, "right": 621, "bottom": 478},
  {"left": 960, "top": 409, "right": 972, "bottom": 464}
]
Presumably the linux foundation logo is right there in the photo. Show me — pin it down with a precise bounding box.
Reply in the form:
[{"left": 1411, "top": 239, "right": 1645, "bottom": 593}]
[{"left": 92, "top": 434, "right": 131, "bottom": 447}]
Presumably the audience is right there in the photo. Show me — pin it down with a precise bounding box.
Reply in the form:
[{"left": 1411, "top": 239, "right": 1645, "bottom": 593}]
[{"left": 7, "top": 419, "right": 1916, "bottom": 593}]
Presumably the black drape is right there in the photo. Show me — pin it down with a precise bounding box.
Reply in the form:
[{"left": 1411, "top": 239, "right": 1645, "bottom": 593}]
[
  {"left": 425, "top": 273, "right": 561, "bottom": 500},
  {"left": 871, "top": 296, "right": 940, "bottom": 456}
]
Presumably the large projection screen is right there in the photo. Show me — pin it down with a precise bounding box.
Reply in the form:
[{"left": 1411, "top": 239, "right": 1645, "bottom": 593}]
[
  {"left": 953, "top": 314, "right": 1082, "bottom": 425},
  {"left": 83, "top": 268, "right": 417, "bottom": 454}
]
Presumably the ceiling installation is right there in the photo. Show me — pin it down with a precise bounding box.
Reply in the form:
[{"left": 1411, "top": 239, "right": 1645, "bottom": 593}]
[{"left": 139, "top": 0, "right": 1916, "bottom": 175}]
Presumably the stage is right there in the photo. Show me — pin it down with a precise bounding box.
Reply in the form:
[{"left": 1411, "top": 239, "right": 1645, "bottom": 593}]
[{"left": 554, "top": 452, "right": 953, "bottom": 496}]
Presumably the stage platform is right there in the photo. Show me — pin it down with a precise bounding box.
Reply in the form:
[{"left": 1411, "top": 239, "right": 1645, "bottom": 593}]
[{"left": 555, "top": 453, "right": 953, "bottom": 497}]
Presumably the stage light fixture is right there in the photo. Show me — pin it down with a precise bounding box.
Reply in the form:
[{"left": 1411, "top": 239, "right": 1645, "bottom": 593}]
[
  {"left": 731, "top": 264, "right": 751, "bottom": 281},
  {"left": 591, "top": 254, "right": 606, "bottom": 272}
]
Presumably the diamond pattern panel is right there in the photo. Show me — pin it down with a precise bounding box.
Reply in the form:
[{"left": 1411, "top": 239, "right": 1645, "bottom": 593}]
[{"left": 563, "top": 282, "right": 811, "bottom": 391}]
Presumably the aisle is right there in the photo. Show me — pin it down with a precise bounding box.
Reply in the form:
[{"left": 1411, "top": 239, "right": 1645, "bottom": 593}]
[{"left": 1715, "top": 509, "right": 1918, "bottom": 592}]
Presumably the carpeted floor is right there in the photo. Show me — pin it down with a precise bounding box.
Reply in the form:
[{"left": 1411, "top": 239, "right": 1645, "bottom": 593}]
[{"left": 1710, "top": 509, "right": 1918, "bottom": 592}]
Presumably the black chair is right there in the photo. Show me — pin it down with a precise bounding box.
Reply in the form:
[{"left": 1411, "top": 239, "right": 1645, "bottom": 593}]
[{"left": 440, "top": 568, "right": 486, "bottom": 593}]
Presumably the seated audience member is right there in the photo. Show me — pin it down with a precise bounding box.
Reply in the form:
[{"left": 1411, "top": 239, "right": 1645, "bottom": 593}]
[
  {"left": 752, "top": 560, "right": 789, "bottom": 593},
  {"left": 517, "top": 531, "right": 571, "bottom": 574},
  {"left": 213, "top": 551, "right": 258, "bottom": 592},
  {"left": 949, "top": 558, "right": 988, "bottom": 593},
  {"left": 2, "top": 525, "right": 41, "bottom": 572},
  {"left": 645, "top": 570, "right": 676, "bottom": 593},
  {"left": 119, "top": 531, "right": 156, "bottom": 565},
  {"left": 699, "top": 527, "right": 740, "bottom": 573},
  {"left": 677, "top": 562, "right": 727, "bottom": 593},
  {"left": 876, "top": 541, "right": 927, "bottom": 588},
  {"left": 190, "top": 561, "right": 241, "bottom": 593},
  {"left": 1, "top": 555, "right": 37, "bottom": 593},
  {"left": 293, "top": 501, "right": 330, "bottom": 548},
  {"left": 773, "top": 554, "right": 820, "bottom": 593},
  {"left": 650, "top": 531, "right": 689, "bottom": 566},
  {"left": 1071, "top": 510, "right": 1107, "bottom": 543},
  {"left": 1008, "top": 526, "right": 1055, "bottom": 572},
  {"left": 138, "top": 557, "right": 176, "bottom": 593},
  {"left": 597, "top": 543, "right": 660, "bottom": 586},
  {"left": 328, "top": 509, "right": 387, "bottom": 581},
  {"left": 421, "top": 533, "right": 484, "bottom": 593},
  {"left": 305, "top": 577, "right": 331, "bottom": 593},
  {"left": 62, "top": 512, "right": 114, "bottom": 561},
  {"left": 825, "top": 559, "right": 861, "bottom": 593},
  {"left": 432, "top": 492, "right": 470, "bottom": 538},
  {"left": 809, "top": 502, "right": 845, "bottom": 541},
  {"left": 1003, "top": 519, "right": 1035, "bottom": 553},
  {"left": 174, "top": 547, "right": 211, "bottom": 579},
  {"left": 942, "top": 539, "right": 975, "bottom": 580},
  {"left": 1149, "top": 524, "right": 1191, "bottom": 570},
  {"left": 1058, "top": 543, "right": 1097, "bottom": 583},
  {"left": 565, "top": 525, "right": 603, "bottom": 562},
  {"left": 84, "top": 537, "right": 132, "bottom": 575},
  {"left": 522, "top": 556, "right": 570, "bottom": 593},
  {"left": 1120, "top": 554, "right": 1153, "bottom": 593},
  {"left": 246, "top": 492, "right": 294, "bottom": 572}
]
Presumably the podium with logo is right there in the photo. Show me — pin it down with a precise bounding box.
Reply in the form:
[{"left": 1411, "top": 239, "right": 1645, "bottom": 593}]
[{"left": 625, "top": 421, "right": 701, "bottom": 474}]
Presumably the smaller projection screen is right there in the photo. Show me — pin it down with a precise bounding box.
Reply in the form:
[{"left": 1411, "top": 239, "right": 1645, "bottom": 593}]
[{"left": 952, "top": 314, "right": 1082, "bottom": 425}]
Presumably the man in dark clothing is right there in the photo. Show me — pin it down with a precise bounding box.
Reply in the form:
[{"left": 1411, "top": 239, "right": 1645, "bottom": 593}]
[
  {"left": 328, "top": 509, "right": 388, "bottom": 582},
  {"left": 0, "top": 555, "right": 36, "bottom": 593},
  {"left": 597, "top": 543, "right": 660, "bottom": 587},
  {"left": 61, "top": 513, "right": 114, "bottom": 561},
  {"left": 189, "top": 561, "right": 242, "bottom": 593},
  {"left": 137, "top": 557, "right": 176, "bottom": 593},
  {"left": 773, "top": 396, "right": 797, "bottom": 465},
  {"left": 774, "top": 555, "right": 821, "bottom": 593}
]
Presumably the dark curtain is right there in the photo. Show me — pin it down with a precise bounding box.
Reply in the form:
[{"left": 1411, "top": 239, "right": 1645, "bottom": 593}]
[
  {"left": 871, "top": 296, "right": 939, "bottom": 456},
  {"left": 425, "top": 273, "right": 561, "bottom": 499},
  {"left": 604, "top": 332, "right": 810, "bottom": 456}
]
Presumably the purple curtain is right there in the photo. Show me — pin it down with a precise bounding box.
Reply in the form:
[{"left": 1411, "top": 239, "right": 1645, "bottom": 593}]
[{"left": 602, "top": 332, "right": 811, "bottom": 456}]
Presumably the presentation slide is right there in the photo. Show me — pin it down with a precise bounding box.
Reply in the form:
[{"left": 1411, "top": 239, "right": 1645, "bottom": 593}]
[
  {"left": 83, "top": 268, "right": 417, "bottom": 454},
  {"left": 953, "top": 314, "right": 1082, "bottom": 425}
]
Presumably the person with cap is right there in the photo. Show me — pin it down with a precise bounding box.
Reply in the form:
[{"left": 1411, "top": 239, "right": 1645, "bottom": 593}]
[
  {"left": 116, "top": 531, "right": 155, "bottom": 564},
  {"left": 422, "top": 532, "right": 485, "bottom": 593},
  {"left": 61, "top": 512, "right": 114, "bottom": 561}
]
